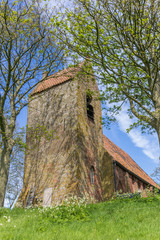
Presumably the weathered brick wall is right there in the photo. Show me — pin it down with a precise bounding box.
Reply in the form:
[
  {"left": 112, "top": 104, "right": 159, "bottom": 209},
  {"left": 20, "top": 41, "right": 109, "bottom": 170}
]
[
  {"left": 100, "top": 151, "right": 115, "bottom": 200},
  {"left": 20, "top": 79, "right": 80, "bottom": 205},
  {"left": 115, "top": 165, "right": 128, "bottom": 193},
  {"left": 75, "top": 73, "right": 104, "bottom": 201},
  {"left": 115, "top": 164, "right": 148, "bottom": 194}
]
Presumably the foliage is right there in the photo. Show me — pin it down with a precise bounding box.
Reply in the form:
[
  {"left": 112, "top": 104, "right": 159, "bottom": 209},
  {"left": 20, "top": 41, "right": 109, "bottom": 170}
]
[
  {"left": 27, "top": 124, "right": 56, "bottom": 144},
  {"left": 151, "top": 166, "right": 160, "bottom": 185},
  {"left": 54, "top": 0, "right": 160, "bottom": 144},
  {"left": 113, "top": 187, "right": 159, "bottom": 201},
  {"left": 114, "top": 192, "right": 141, "bottom": 200},
  {"left": 38, "top": 196, "right": 89, "bottom": 223}
]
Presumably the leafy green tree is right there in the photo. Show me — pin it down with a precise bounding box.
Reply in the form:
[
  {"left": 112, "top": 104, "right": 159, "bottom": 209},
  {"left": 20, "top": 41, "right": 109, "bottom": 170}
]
[
  {"left": 0, "top": 0, "right": 64, "bottom": 207},
  {"left": 54, "top": 0, "right": 160, "bottom": 146}
]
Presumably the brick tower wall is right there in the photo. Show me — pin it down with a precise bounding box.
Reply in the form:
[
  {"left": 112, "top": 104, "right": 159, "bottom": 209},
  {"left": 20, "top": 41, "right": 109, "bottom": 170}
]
[
  {"left": 74, "top": 73, "right": 104, "bottom": 201},
  {"left": 20, "top": 78, "right": 79, "bottom": 205}
]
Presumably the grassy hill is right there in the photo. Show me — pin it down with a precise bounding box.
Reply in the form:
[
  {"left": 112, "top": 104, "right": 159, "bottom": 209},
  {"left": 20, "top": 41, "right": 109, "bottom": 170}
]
[{"left": 0, "top": 196, "right": 160, "bottom": 240}]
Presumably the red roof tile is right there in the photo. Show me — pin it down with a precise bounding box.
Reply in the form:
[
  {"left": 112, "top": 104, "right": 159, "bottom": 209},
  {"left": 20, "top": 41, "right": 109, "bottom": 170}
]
[
  {"left": 103, "top": 135, "right": 160, "bottom": 189},
  {"left": 31, "top": 63, "right": 84, "bottom": 95}
]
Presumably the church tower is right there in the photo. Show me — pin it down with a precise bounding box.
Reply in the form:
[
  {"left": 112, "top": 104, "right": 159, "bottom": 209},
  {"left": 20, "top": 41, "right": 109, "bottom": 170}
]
[
  {"left": 18, "top": 62, "right": 160, "bottom": 207},
  {"left": 19, "top": 63, "right": 107, "bottom": 206}
]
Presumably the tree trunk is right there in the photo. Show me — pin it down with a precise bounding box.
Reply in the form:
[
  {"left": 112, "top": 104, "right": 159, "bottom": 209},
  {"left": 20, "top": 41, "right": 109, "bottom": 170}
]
[
  {"left": 157, "top": 125, "right": 160, "bottom": 149},
  {"left": 0, "top": 147, "right": 12, "bottom": 207}
]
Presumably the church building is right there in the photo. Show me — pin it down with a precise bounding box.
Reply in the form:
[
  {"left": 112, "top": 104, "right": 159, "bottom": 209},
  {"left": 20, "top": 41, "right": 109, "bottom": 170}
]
[{"left": 19, "top": 62, "right": 159, "bottom": 206}]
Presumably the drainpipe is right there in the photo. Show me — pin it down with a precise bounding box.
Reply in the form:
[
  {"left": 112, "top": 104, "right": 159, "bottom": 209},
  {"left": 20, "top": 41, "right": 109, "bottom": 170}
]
[{"left": 113, "top": 161, "right": 117, "bottom": 192}]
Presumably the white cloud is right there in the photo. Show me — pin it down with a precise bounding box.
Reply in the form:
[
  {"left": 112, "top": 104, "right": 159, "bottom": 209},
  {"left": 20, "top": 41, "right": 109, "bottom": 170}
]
[
  {"left": 143, "top": 150, "right": 155, "bottom": 160},
  {"left": 116, "top": 109, "right": 132, "bottom": 132},
  {"left": 116, "top": 106, "right": 159, "bottom": 163}
]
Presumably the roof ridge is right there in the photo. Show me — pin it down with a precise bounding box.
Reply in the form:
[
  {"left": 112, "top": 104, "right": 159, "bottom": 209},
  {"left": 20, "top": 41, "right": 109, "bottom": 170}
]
[
  {"left": 31, "top": 61, "right": 86, "bottom": 95},
  {"left": 48, "top": 61, "right": 85, "bottom": 79}
]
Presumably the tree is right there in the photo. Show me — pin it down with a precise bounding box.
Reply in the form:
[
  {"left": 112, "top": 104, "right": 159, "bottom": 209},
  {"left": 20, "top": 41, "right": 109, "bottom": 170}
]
[
  {"left": 0, "top": 0, "right": 64, "bottom": 207},
  {"left": 54, "top": 0, "right": 160, "bottom": 146},
  {"left": 151, "top": 166, "right": 160, "bottom": 185},
  {"left": 4, "top": 127, "right": 25, "bottom": 208}
]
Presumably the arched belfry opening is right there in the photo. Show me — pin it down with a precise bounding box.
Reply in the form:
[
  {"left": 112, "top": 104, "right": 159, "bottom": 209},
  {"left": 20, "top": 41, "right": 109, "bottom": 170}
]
[{"left": 86, "top": 94, "right": 94, "bottom": 122}]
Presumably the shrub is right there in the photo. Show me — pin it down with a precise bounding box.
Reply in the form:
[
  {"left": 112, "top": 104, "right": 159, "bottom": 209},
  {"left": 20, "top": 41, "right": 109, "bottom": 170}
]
[
  {"left": 113, "top": 191, "right": 141, "bottom": 201},
  {"left": 38, "top": 196, "right": 89, "bottom": 223}
]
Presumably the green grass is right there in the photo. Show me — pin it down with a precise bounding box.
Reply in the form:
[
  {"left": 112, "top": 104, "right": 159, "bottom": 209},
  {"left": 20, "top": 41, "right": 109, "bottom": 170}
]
[{"left": 1, "top": 196, "right": 160, "bottom": 240}]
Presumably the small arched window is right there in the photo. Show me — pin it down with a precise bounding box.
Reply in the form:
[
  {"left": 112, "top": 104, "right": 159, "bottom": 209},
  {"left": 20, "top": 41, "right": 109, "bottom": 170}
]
[
  {"left": 132, "top": 175, "right": 135, "bottom": 184},
  {"left": 90, "top": 166, "right": 95, "bottom": 184},
  {"left": 86, "top": 95, "right": 94, "bottom": 122}
]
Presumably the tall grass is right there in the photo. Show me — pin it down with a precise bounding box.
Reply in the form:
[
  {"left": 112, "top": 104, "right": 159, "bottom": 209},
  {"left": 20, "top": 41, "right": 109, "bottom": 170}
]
[{"left": 0, "top": 196, "right": 160, "bottom": 240}]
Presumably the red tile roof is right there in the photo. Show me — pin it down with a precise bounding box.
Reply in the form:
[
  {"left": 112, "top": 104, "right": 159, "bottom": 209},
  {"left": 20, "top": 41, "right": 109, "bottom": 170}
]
[
  {"left": 103, "top": 135, "right": 160, "bottom": 189},
  {"left": 31, "top": 63, "right": 84, "bottom": 95}
]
